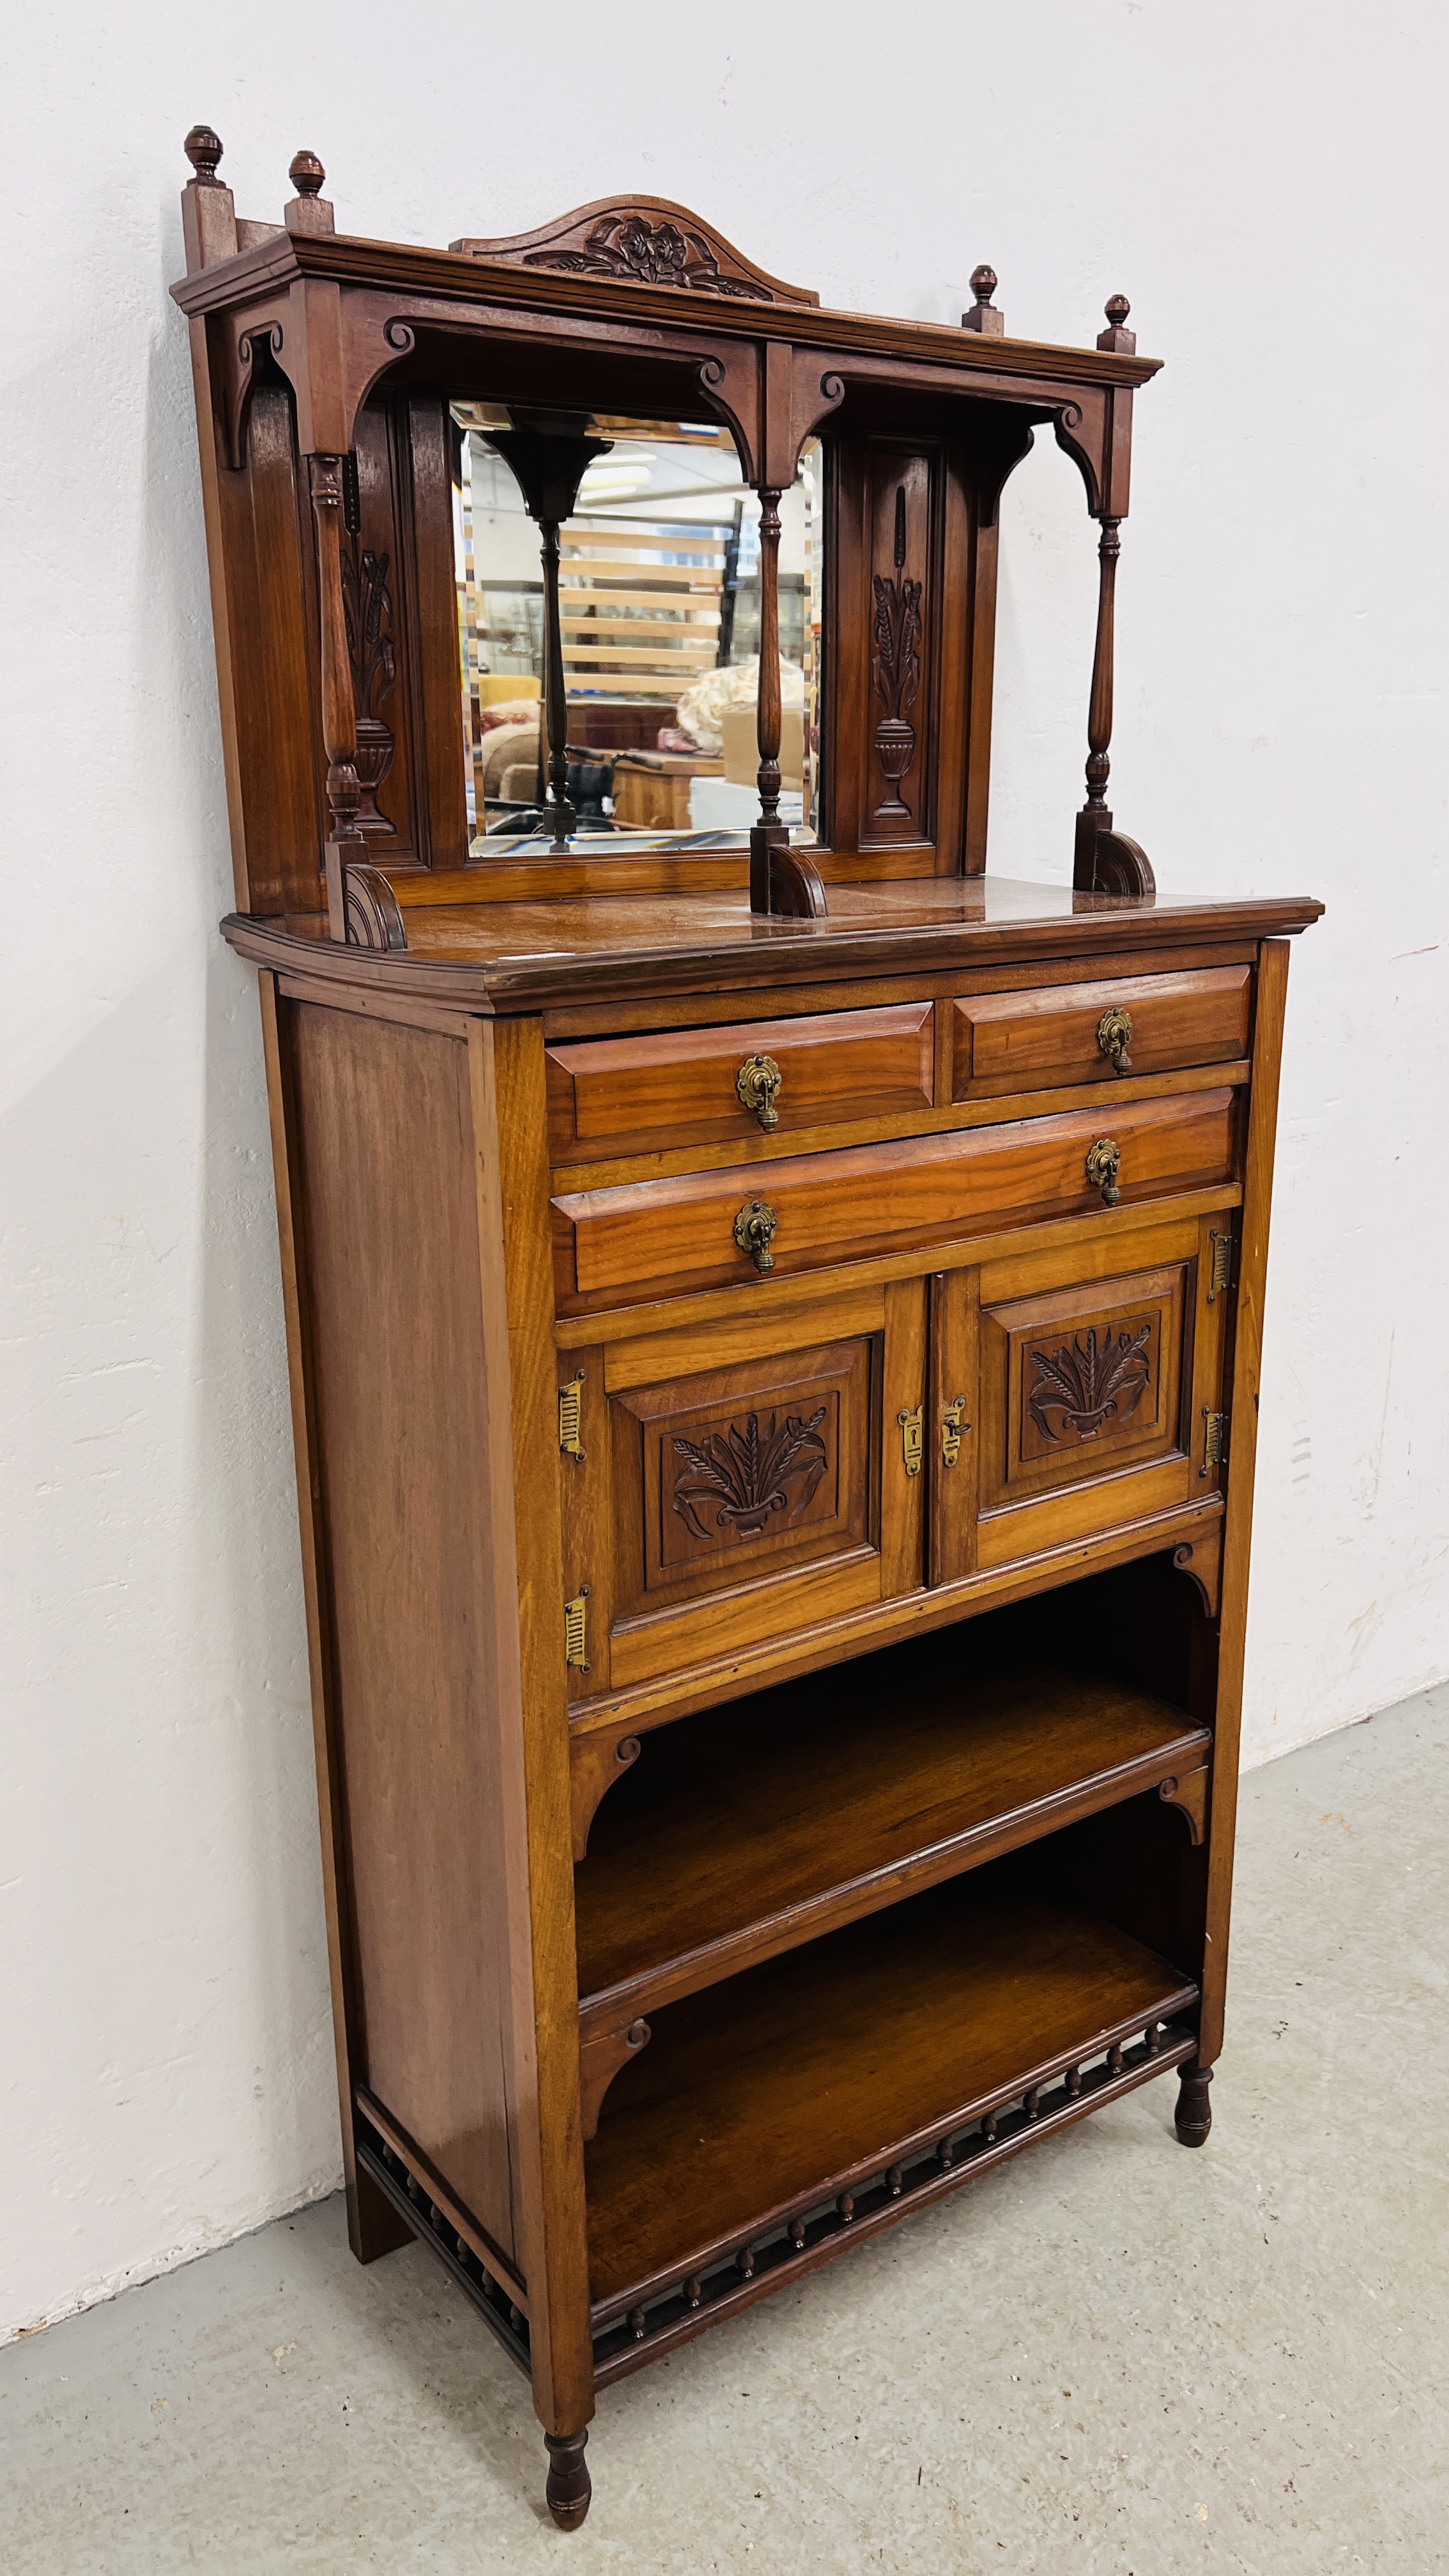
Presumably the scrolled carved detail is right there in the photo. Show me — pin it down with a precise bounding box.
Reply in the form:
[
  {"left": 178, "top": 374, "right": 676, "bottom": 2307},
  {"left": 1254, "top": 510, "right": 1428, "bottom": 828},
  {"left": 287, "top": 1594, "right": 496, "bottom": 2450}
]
[
  {"left": 224, "top": 319, "right": 284, "bottom": 470},
  {"left": 383, "top": 319, "right": 417, "bottom": 353},
  {"left": 1172, "top": 1529, "right": 1223, "bottom": 1621},
  {"left": 671, "top": 1405, "right": 829, "bottom": 1541},
  {"left": 579, "top": 2016, "right": 652, "bottom": 2140},
  {"left": 530, "top": 213, "right": 771, "bottom": 298},
  {"left": 569, "top": 1729, "right": 641, "bottom": 1860},
  {"left": 454, "top": 197, "right": 818, "bottom": 308},
  {"left": 1027, "top": 1322, "right": 1151, "bottom": 1442},
  {"left": 1158, "top": 1767, "right": 1209, "bottom": 1845}
]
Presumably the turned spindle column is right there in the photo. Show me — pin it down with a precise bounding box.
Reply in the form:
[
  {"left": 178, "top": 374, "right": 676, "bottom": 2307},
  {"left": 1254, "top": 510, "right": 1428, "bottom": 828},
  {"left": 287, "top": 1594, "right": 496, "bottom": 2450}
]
[
  {"left": 309, "top": 454, "right": 367, "bottom": 937},
  {"left": 1074, "top": 296, "right": 1138, "bottom": 890}
]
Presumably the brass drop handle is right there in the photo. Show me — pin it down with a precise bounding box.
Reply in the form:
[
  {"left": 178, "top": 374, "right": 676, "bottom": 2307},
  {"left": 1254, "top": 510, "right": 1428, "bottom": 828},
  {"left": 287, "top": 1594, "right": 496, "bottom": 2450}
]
[
  {"left": 1096, "top": 1004, "right": 1134, "bottom": 1075},
  {"left": 733, "top": 1198, "right": 779, "bottom": 1274},
  {"left": 1085, "top": 1137, "right": 1122, "bottom": 1206},
  {"left": 737, "top": 1052, "right": 783, "bottom": 1131}
]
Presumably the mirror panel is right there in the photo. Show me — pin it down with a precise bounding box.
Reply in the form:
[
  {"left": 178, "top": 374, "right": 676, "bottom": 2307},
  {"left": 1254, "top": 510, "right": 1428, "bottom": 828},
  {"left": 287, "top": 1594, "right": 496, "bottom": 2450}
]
[{"left": 452, "top": 408, "right": 824, "bottom": 851}]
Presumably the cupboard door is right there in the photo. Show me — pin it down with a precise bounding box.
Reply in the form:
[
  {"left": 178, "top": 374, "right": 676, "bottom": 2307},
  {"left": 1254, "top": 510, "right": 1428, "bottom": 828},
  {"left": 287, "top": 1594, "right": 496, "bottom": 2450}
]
[
  {"left": 930, "top": 1213, "right": 1229, "bottom": 1581},
  {"left": 560, "top": 1285, "right": 927, "bottom": 1696}
]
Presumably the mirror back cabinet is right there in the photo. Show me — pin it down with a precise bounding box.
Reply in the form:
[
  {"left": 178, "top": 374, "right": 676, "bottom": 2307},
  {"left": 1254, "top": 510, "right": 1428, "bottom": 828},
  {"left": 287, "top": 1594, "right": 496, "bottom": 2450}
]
[{"left": 174, "top": 130, "right": 1321, "bottom": 2528}]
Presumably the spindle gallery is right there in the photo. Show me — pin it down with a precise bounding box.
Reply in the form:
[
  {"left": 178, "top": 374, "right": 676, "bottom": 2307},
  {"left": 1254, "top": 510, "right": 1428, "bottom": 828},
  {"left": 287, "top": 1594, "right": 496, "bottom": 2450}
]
[{"left": 172, "top": 130, "right": 1321, "bottom": 2526}]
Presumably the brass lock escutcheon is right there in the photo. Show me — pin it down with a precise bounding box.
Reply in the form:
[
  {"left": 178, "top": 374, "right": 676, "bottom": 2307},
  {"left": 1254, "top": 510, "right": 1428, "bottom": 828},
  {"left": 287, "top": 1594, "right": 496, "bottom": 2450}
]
[
  {"left": 736, "top": 1052, "right": 783, "bottom": 1131},
  {"left": 1085, "top": 1137, "right": 1122, "bottom": 1206},
  {"left": 940, "top": 1394, "right": 970, "bottom": 1466},
  {"left": 733, "top": 1197, "right": 779, "bottom": 1273},
  {"left": 897, "top": 1404, "right": 924, "bottom": 1478},
  {"left": 1096, "top": 1004, "right": 1134, "bottom": 1075}
]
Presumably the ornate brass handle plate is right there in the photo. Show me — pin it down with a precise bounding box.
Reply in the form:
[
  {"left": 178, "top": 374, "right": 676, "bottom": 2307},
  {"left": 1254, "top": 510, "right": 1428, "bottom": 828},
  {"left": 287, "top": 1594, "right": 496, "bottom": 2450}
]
[
  {"left": 940, "top": 1395, "right": 970, "bottom": 1466},
  {"left": 1085, "top": 1137, "right": 1122, "bottom": 1206},
  {"left": 733, "top": 1198, "right": 779, "bottom": 1273},
  {"left": 1096, "top": 1004, "right": 1134, "bottom": 1075},
  {"left": 736, "top": 1053, "right": 783, "bottom": 1131}
]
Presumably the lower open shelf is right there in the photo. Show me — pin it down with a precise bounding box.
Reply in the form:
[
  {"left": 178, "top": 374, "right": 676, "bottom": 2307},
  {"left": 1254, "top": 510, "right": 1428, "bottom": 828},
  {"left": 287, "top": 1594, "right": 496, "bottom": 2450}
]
[{"left": 585, "top": 1864, "right": 1197, "bottom": 2338}]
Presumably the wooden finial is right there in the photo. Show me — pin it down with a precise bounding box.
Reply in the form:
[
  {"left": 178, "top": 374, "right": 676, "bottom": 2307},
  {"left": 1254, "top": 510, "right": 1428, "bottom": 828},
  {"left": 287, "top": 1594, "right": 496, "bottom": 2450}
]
[
  {"left": 285, "top": 149, "right": 335, "bottom": 238},
  {"left": 962, "top": 264, "right": 1004, "bottom": 336},
  {"left": 1096, "top": 293, "right": 1137, "bottom": 354},
  {"left": 184, "top": 125, "right": 224, "bottom": 185},
  {"left": 180, "top": 124, "right": 236, "bottom": 273}
]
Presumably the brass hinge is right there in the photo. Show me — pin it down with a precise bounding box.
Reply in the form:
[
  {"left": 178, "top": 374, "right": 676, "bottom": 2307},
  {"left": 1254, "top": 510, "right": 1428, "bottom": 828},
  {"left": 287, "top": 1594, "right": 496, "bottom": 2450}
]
[
  {"left": 1200, "top": 1410, "right": 1227, "bottom": 1476},
  {"left": 897, "top": 1404, "right": 924, "bottom": 1478},
  {"left": 564, "top": 1588, "right": 590, "bottom": 1671},
  {"left": 1206, "top": 1230, "right": 1233, "bottom": 1303},
  {"left": 558, "top": 1370, "right": 586, "bottom": 1460},
  {"left": 940, "top": 1395, "right": 970, "bottom": 1467}
]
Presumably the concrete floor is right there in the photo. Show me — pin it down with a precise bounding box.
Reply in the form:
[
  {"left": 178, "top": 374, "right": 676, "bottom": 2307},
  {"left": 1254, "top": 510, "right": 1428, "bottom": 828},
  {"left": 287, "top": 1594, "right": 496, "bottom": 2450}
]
[{"left": 4, "top": 1688, "right": 1446, "bottom": 2575}]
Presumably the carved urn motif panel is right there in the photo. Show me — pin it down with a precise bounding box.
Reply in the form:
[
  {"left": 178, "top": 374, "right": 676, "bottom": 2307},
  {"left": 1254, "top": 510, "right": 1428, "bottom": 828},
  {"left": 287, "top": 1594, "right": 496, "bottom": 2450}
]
[
  {"left": 979, "top": 1261, "right": 1190, "bottom": 1517},
  {"left": 608, "top": 1336, "right": 877, "bottom": 1625}
]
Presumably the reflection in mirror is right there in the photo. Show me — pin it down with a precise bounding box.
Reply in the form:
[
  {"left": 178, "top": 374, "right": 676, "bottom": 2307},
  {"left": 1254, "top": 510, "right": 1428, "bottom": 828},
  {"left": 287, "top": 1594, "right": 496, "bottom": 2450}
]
[{"left": 452, "top": 408, "right": 824, "bottom": 852}]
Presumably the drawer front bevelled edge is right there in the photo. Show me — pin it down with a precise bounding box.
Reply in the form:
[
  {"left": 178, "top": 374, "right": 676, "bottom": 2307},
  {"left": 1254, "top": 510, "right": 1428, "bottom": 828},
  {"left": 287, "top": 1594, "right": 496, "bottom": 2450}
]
[{"left": 546, "top": 1003, "right": 935, "bottom": 1160}]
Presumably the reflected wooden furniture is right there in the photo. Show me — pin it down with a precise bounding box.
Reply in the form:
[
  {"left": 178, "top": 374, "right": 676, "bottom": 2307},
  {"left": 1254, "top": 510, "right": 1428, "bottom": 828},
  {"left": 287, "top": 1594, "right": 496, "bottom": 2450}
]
[
  {"left": 609, "top": 749, "right": 723, "bottom": 830},
  {"left": 174, "top": 130, "right": 1321, "bottom": 2531}
]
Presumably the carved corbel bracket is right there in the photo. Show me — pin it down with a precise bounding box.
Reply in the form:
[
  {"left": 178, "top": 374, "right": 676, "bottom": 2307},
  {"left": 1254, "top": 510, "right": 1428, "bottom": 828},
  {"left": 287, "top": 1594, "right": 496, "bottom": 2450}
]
[
  {"left": 570, "top": 1727, "right": 641, "bottom": 1860},
  {"left": 1158, "top": 1765, "right": 1210, "bottom": 1846},
  {"left": 579, "top": 2015, "right": 652, "bottom": 2138},
  {"left": 1172, "top": 1527, "right": 1223, "bottom": 1621},
  {"left": 219, "top": 314, "right": 286, "bottom": 470},
  {"left": 1051, "top": 389, "right": 1108, "bottom": 517}
]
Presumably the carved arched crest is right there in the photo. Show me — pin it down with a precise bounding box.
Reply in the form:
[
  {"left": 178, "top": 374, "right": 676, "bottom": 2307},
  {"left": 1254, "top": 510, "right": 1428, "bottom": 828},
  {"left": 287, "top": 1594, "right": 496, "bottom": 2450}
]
[{"left": 452, "top": 196, "right": 818, "bottom": 308}]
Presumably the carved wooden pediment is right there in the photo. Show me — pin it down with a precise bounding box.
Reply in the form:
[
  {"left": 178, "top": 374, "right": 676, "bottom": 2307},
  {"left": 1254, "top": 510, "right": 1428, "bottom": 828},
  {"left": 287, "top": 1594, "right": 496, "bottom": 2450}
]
[{"left": 451, "top": 195, "right": 818, "bottom": 307}]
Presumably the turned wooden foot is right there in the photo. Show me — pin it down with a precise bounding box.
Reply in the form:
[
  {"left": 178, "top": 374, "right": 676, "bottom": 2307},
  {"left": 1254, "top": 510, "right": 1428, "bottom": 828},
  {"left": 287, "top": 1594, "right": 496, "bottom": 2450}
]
[
  {"left": 544, "top": 2430, "right": 591, "bottom": 2529},
  {"left": 1175, "top": 2061, "right": 1213, "bottom": 2148}
]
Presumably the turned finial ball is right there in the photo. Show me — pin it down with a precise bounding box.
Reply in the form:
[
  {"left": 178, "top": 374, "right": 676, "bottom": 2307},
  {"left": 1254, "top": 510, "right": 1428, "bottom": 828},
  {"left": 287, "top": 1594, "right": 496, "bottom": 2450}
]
[
  {"left": 184, "top": 125, "right": 224, "bottom": 183},
  {"left": 289, "top": 150, "right": 326, "bottom": 197},
  {"left": 970, "top": 264, "right": 999, "bottom": 305},
  {"left": 1105, "top": 292, "right": 1131, "bottom": 327}
]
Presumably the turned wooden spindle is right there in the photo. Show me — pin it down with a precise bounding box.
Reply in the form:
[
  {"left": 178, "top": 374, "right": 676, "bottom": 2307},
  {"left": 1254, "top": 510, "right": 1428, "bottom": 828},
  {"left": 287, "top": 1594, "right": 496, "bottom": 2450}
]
[
  {"left": 286, "top": 149, "right": 335, "bottom": 237},
  {"left": 308, "top": 454, "right": 366, "bottom": 938},
  {"left": 962, "top": 263, "right": 1004, "bottom": 335},
  {"left": 748, "top": 483, "right": 827, "bottom": 917},
  {"left": 485, "top": 419, "right": 611, "bottom": 851},
  {"left": 755, "top": 489, "right": 784, "bottom": 829},
  {"left": 1072, "top": 512, "right": 1122, "bottom": 882}
]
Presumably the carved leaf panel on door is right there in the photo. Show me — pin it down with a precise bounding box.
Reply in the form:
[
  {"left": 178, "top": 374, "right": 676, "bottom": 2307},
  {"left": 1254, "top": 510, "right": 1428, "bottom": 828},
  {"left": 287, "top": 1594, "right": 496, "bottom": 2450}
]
[
  {"left": 560, "top": 1286, "right": 927, "bottom": 1701},
  {"left": 928, "top": 1213, "right": 1229, "bottom": 1581}
]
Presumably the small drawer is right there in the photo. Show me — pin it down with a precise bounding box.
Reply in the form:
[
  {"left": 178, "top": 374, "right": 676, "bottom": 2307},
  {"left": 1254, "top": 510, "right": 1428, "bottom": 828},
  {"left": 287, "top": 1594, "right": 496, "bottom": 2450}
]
[
  {"left": 546, "top": 1004, "right": 934, "bottom": 1160},
  {"left": 553, "top": 1087, "right": 1238, "bottom": 1312},
  {"left": 951, "top": 966, "right": 1252, "bottom": 1099}
]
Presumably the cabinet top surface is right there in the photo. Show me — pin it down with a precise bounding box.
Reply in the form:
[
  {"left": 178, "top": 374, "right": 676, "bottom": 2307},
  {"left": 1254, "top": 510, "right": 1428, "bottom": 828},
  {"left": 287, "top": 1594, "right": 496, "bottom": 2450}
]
[{"left": 223, "top": 873, "right": 1322, "bottom": 1012}]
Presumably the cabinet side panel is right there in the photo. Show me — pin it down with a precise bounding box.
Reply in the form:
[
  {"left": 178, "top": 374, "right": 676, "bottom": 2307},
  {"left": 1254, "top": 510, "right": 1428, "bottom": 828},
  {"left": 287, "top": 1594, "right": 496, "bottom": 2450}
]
[{"left": 288, "top": 999, "right": 519, "bottom": 2264}]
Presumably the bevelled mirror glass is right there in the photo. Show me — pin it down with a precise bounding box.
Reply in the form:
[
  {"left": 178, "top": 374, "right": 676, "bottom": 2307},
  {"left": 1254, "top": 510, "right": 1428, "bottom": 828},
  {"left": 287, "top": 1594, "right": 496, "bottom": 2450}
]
[{"left": 452, "top": 406, "right": 825, "bottom": 851}]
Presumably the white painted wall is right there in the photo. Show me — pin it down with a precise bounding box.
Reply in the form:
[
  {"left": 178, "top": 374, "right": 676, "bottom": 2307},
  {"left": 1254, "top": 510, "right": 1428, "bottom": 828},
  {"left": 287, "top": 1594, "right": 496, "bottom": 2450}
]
[{"left": 3, "top": 0, "right": 1444, "bottom": 2340}]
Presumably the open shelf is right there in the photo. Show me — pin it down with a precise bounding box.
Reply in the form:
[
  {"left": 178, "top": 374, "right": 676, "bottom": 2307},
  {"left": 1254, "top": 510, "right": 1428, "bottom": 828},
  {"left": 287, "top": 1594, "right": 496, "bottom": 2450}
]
[
  {"left": 585, "top": 1865, "right": 1197, "bottom": 2313},
  {"left": 576, "top": 1625, "right": 1208, "bottom": 2027}
]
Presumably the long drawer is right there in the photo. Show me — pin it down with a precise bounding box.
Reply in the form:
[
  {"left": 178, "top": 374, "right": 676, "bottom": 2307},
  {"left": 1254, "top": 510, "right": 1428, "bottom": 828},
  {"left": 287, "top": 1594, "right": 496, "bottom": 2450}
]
[
  {"left": 547, "top": 1003, "right": 935, "bottom": 1160},
  {"left": 553, "top": 1087, "right": 1238, "bottom": 1311}
]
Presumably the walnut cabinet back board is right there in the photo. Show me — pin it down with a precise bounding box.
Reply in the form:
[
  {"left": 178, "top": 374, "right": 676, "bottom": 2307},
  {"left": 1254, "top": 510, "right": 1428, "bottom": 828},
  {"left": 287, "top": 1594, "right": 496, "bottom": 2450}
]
[{"left": 173, "top": 129, "right": 1321, "bottom": 2527}]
